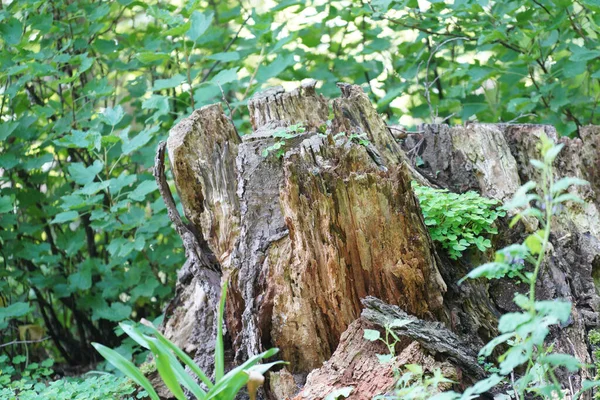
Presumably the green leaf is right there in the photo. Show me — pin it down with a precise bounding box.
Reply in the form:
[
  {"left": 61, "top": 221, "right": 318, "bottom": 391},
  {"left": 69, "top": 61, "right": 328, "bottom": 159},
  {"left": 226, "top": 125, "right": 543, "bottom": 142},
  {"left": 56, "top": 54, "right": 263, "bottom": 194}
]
[
  {"left": 164, "top": 22, "right": 190, "bottom": 37},
  {"left": 51, "top": 211, "right": 79, "bottom": 224},
  {"left": 460, "top": 262, "right": 511, "bottom": 282},
  {"left": 363, "top": 329, "right": 381, "bottom": 341},
  {"left": 524, "top": 231, "right": 543, "bottom": 255},
  {"left": 388, "top": 319, "right": 412, "bottom": 328},
  {"left": 460, "top": 374, "right": 504, "bottom": 399},
  {"left": 208, "top": 359, "right": 285, "bottom": 399},
  {"left": 541, "top": 30, "right": 558, "bottom": 47},
  {"left": 110, "top": 172, "right": 137, "bottom": 193},
  {"left": 0, "top": 17, "right": 24, "bottom": 45},
  {"left": 553, "top": 193, "right": 584, "bottom": 204},
  {"left": 535, "top": 300, "right": 571, "bottom": 323},
  {"left": 530, "top": 159, "right": 545, "bottom": 170},
  {"left": 256, "top": 54, "right": 294, "bottom": 82},
  {"left": 570, "top": 45, "right": 600, "bottom": 62},
  {"left": 146, "top": 334, "right": 207, "bottom": 399},
  {"left": 478, "top": 332, "right": 515, "bottom": 357},
  {"left": 187, "top": 11, "right": 213, "bottom": 42},
  {"left": 210, "top": 68, "right": 239, "bottom": 85},
  {"left": 128, "top": 180, "right": 158, "bottom": 201},
  {"left": 538, "top": 353, "right": 582, "bottom": 372},
  {"left": 152, "top": 74, "right": 186, "bottom": 91},
  {"left": 92, "top": 343, "right": 160, "bottom": 400},
  {"left": 504, "top": 181, "right": 536, "bottom": 210},
  {"left": 68, "top": 160, "right": 104, "bottom": 185},
  {"left": 552, "top": 177, "right": 588, "bottom": 194},
  {"left": 121, "top": 125, "right": 159, "bottom": 155},
  {"left": 0, "top": 121, "right": 19, "bottom": 141},
  {"left": 576, "top": 380, "right": 600, "bottom": 400},
  {"left": 136, "top": 52, "right": 170, "bottom": 64},
  {"left": 498, "top": 312, "right": 531, "bottom": 333},
  {"left": 94, "top": 303, "right": 132, "bottom": 322},
  {"left": 376, "top": 354, "right": 393, "bottom": 363},
  {"left": 207, "top": 52, "right": 240, "bottom": 62},
  {"left": 142, "top": 95, "right": 170, "bottom": 119},
  {"left": 55, "top": 129, "right": 102, "bottom": 150},
  {"left": 68, "top": 262, "right": 93, "bottom": 291},
  {"left": 544, "top": 143, "right": 564, "bottom": 163},
  {"left": 74, "top": 181, "right": 110, "bottom": 196},
  {"left": 0, "top": 302, "right": 33, "bottom": 321},
  {"left": 0, "top": 196, "right": 13, "bottom": 213},
  {"left": 99, "top": 105, "right": 125, "bottom": 126},
  {"left": 405, "top": 364, "right": 423, "bottom": 375}
]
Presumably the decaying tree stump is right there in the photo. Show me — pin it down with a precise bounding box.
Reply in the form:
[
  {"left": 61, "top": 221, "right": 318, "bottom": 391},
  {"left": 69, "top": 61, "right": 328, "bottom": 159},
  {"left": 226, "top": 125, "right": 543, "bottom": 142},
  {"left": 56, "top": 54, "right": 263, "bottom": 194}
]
[{"left": 154, "top": 80, "right": 600, "bottom": 399}]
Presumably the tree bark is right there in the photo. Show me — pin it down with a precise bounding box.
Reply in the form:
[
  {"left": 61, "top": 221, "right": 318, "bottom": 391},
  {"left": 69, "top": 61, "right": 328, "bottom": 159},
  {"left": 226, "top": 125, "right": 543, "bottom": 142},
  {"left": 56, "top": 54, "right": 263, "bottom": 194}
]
[{"left": 156, "top": 82, "right": 600, "bottom": 399}]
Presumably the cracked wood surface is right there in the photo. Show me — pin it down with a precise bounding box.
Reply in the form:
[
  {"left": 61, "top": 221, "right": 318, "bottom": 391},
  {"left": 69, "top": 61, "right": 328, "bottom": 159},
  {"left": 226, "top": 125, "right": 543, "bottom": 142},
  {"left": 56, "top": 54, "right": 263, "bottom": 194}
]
[{"left": 156, "top": 81, "right": 600, "bottom": 399}]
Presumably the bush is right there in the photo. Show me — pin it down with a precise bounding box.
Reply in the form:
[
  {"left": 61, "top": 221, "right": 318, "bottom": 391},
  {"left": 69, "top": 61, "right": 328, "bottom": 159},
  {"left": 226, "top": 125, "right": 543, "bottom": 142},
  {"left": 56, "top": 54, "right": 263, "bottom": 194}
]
[
  {"left": 412, "top": 183, "right": 505, "bottom": 259},
  {"left": 0, "top": 374, "right": 139, "bottom": 400},
  {"left": 0, "top": 355, "right": 137, "bottom": 400}
]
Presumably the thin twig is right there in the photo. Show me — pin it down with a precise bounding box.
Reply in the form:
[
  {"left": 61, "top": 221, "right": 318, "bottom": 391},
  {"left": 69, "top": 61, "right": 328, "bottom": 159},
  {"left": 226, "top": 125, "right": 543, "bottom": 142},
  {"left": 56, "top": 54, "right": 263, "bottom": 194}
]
[
  {"left": 218, "top": 83, "right": 239, "bottom": 138},
  {"left": 0, "top": 336, "right": 50, "bottom": 348},
  {"left": 424, "top": 37, "right": 468, "bottom": 122},
  {"left": 200, "top": 15, "right": 251, "bottom": 84},
  {"left": 511, "top": 371, "right": 520, "bottom": 400},
  {"left": 387, "top": 125, "right": 424, "bottom": 140},
  {"left": 506, "top": 113, "right": 537, "bottom": 124}
]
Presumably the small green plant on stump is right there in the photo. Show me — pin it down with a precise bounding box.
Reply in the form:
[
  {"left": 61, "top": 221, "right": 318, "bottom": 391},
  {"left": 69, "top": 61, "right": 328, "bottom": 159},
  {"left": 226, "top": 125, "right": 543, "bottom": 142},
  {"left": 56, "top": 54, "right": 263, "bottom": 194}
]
[
  {"left": 262, "top": 124, "right": 306, "bottom": 158},
  {"left": 460, "top": 132, "right": 593, "bottom": 400},
  {"left": 412, "top": 183, "right": 505, "bottom": 259}
]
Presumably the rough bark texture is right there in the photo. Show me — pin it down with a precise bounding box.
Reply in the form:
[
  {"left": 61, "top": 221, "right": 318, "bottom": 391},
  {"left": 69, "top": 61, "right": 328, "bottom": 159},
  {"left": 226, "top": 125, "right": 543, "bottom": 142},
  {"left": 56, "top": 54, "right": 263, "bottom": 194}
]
[
  {"left": 156, "top": 82, "right": 600, "bottom": 400},
  {"left": 401, "top": 123, "right": 600, "bottom": 394},
  {"left": 361, "top": 296, "right": 484, "bottom": 379},
  {"left": 291, "top": 319, "right": 456, "bottom": 400}
]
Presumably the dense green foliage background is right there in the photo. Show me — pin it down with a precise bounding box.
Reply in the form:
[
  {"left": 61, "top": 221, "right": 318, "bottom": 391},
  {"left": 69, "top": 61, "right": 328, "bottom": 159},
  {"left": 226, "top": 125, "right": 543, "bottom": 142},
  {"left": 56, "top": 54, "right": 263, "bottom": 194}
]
[{"left": 1, "top": 0, "right": 599, "bottom": 372}]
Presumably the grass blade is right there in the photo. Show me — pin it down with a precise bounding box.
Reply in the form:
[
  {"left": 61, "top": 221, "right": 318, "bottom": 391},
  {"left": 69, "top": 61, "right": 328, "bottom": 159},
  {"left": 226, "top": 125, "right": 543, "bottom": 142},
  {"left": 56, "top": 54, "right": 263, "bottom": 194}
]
[
  {"left": 141, "top": 319, "right": 214, "bottom": 389},
  {"left": 147, "top": 339, "right": 187, "bottom": 400},
  {"left": 219, "top": 348, "right": 279, "bottom": 382},
  {"left": 215, "top": 279, "right": 227, "bottom": 382},
  {"left": 120, "top": 322, "right": 150, "bottom": 349},
  {"left": 151, "top": 337, "right": 208, "bottom": 399},
  {"left": 206, "top": 370, "right": 248, "bottom": 400},
  {"left": 92, "top": 342, "right": 160, "bottom": 400}
]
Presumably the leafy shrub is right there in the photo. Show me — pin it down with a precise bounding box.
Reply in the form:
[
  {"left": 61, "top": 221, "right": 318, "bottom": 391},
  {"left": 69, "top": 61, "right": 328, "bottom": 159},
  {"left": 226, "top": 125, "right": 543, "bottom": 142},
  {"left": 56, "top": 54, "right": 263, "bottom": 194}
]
[
  {"left": 0, "top": 355, "right": 137, "bottom": 400},
  {"left": 0, "top": 355, "right": 54, "bottom": 388},
  {"left": 412, "top": 183, "right": 505, "bottom": 259},
  {"left": 0, "top": 374, "right": 138, "bottom": 400},
  {"left": 93, "top": 280, "right": 283, "bottom": 400},
  {"left": 460, "top": 133, "right": 593, "bottom": 399}
]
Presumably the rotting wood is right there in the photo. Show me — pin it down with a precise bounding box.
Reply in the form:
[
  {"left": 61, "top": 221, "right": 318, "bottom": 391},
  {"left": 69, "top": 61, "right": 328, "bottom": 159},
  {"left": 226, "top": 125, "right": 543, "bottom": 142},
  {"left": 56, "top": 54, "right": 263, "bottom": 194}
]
[
  {"left": 155, "top": 82, "right": 600, "bottom": 399},
  {"left": 361, "top": 296, "right": 485, "bottom": 380}
]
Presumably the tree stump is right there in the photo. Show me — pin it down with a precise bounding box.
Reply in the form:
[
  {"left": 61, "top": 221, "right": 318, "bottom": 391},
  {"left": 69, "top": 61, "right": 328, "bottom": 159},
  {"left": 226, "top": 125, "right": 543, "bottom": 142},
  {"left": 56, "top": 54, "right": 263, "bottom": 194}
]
[{"left": 154, "top": 81, "right": 600, "bottom": 399}]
